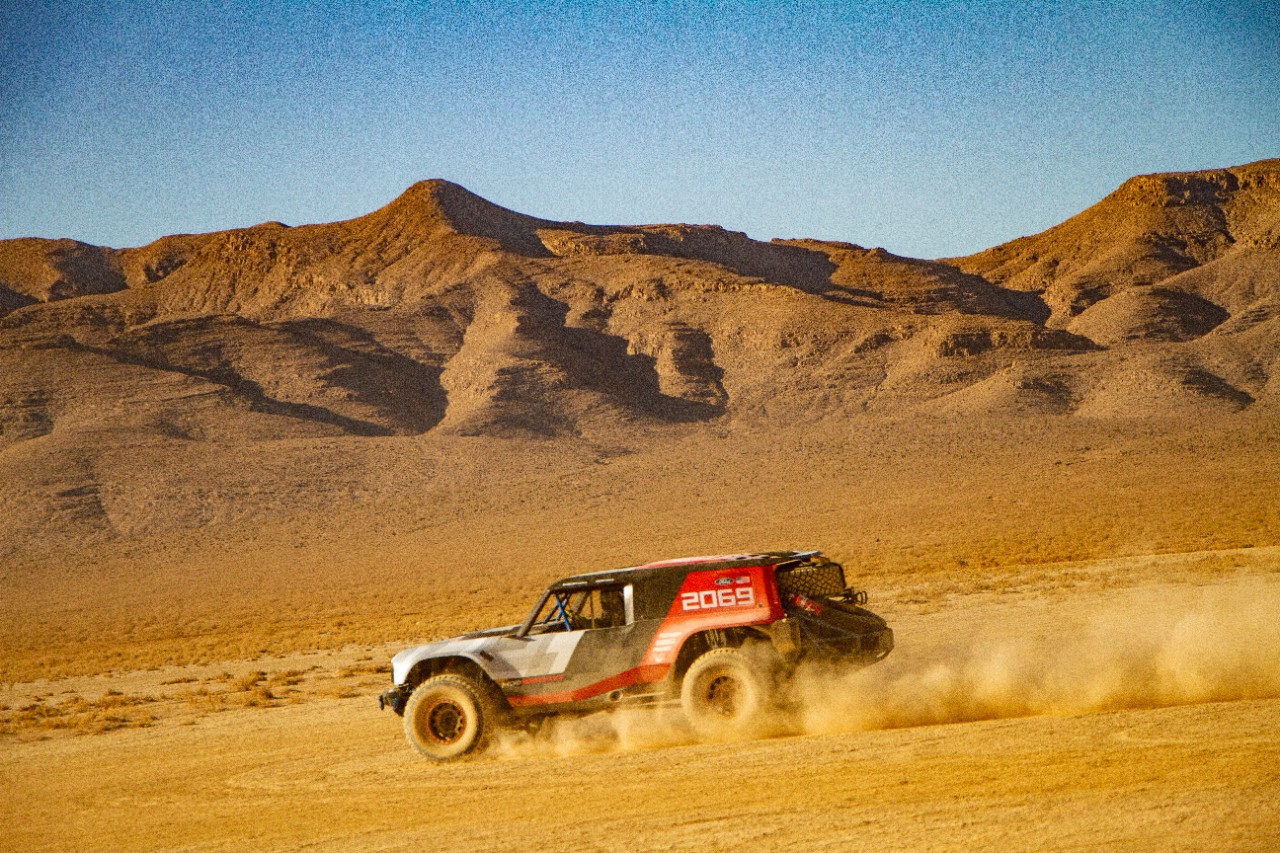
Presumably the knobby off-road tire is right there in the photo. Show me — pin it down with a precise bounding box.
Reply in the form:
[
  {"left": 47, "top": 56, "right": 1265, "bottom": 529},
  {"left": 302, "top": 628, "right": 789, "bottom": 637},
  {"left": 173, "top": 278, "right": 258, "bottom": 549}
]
[
  {"left": 680, "top": 646, "right": 776, "bottom": 741},
  {"left": 403, "top": 674, "right": 504, "bottom": 761}
]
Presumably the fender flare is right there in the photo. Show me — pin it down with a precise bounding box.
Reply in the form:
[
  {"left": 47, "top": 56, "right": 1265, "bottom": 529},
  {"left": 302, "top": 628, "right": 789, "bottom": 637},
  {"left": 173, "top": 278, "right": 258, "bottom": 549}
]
[{"left": 392, "top": 646, "right": 499, "bottom": 687}]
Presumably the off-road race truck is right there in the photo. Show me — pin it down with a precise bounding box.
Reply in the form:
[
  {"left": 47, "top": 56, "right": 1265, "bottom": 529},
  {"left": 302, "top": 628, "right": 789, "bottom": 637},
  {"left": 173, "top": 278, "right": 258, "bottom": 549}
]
[{"left": 379, "top": 549, "right": 893, "bottom": 760}]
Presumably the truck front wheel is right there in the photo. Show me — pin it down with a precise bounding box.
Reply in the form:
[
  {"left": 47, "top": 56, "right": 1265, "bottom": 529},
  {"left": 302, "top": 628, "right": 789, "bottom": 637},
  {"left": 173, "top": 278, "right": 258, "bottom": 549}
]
[{"left": 403, "top": 674, "right": 503, "bottom": 761}]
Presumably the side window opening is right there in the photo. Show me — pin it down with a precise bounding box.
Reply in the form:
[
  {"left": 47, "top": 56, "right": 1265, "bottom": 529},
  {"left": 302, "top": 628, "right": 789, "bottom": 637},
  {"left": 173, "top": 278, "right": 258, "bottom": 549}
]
[
  {"left": 597, "top": 587, "right": 627, "bottom": 628},
  {"left": 569, "top": 586, "right": 629, "bottom": 630}
]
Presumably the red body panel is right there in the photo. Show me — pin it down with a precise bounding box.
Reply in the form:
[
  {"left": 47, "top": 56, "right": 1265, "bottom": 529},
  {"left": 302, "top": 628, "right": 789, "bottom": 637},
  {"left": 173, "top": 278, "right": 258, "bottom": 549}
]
[{"left": 641, "top": 563, "right": 784, "bottom": 667}]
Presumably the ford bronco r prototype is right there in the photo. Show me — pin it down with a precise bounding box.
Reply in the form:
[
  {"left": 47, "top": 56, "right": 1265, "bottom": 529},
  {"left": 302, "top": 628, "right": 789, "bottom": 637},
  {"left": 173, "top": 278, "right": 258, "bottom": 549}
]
[{"left": 379, "top": 550, "right": 893, "bottom": 760}]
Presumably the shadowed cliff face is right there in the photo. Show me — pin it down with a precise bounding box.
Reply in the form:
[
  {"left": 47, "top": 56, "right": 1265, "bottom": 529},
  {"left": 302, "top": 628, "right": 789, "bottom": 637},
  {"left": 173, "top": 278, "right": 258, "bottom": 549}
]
[{"left": 0, "top": 162, "right": 1277, "bottom": 553}]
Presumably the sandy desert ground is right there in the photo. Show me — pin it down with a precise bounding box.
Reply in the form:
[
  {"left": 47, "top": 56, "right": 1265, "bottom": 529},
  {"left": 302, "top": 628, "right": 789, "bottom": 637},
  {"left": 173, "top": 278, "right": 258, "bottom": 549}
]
[
  {"left": 3, "top": 549, "right": 1278, "bottom": 852},
  {"left": 1, "top": 411, "right": 1278, "bottom": 852}
]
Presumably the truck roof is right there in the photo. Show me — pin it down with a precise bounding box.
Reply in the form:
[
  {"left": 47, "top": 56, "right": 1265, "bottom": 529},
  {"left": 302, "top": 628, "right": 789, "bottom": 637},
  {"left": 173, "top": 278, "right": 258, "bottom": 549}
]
[{"left": 552, "top": 550, "right": 821, "bottom": 588}]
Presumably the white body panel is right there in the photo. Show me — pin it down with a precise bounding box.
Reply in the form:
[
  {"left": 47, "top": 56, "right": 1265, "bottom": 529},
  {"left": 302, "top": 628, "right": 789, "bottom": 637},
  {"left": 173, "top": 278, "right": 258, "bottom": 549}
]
[{"left": 391, "top": 630, "right": 586, "bottom": 685}]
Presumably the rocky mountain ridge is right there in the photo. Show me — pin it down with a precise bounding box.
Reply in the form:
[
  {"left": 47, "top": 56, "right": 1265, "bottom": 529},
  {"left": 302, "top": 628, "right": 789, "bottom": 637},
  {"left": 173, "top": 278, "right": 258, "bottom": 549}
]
[
  {"left": 1, "top": 160, "right": 1277, "bottom": 554},
  {"left": 5, "top": 161, "right": 1275, "bottom": 439}
]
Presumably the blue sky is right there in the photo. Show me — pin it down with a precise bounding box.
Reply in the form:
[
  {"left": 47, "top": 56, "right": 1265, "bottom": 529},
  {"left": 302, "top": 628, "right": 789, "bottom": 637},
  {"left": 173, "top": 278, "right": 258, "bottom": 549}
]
[{"left": 1, "top": 1, "right": 1276, "bottom": 257}]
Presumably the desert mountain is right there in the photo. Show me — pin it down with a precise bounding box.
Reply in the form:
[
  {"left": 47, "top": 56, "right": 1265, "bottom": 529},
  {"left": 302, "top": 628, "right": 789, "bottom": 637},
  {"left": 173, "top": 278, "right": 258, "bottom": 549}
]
[
  {"left": 1, "top": 161, "right": 1277, "bottom": 556},
  {"left": 949, "top": 159, "right": 1280, "bottom": 328}
]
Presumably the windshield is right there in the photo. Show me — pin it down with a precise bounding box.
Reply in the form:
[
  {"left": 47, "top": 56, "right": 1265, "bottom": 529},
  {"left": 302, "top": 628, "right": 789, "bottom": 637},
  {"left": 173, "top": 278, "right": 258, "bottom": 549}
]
[
  {"left": 528, "top": 591, "right": 576, "bottom": 634},
  {"left": 524, "top": 586, "right": 628, "bottom": 634}
]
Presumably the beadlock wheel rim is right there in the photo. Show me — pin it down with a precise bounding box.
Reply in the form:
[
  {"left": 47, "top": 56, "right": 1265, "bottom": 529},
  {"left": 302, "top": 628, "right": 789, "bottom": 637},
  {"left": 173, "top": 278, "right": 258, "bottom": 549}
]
[
  {"left": 424, "top": 699, "right": 467, "bottom": 745},
  {"left": 705, "top": 673, "right": 741, "bottom": 718}
]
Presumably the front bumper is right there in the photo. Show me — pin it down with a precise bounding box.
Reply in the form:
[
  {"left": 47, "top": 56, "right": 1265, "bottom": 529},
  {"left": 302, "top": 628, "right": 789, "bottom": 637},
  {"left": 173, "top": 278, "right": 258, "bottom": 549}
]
[{"left": 378, "top": 684, "right": 411, "bottom": 716}]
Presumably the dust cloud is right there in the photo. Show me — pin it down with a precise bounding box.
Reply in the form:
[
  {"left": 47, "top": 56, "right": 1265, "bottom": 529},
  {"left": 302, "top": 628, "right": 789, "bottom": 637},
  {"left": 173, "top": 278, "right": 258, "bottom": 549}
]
[
  {"left": 791, "top": 580, "right": 1280, "bottom": 734},
  {"left": 492, "top": 705, "right": 694, "bottom": 759},
  {"left": 496, "top": 580, "right": 1280, "bottom": 758}
]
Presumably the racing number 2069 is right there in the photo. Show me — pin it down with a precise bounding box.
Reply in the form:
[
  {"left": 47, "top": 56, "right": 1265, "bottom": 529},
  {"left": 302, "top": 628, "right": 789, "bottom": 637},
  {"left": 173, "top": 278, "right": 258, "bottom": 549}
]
[{"left": 680, "top": 586, "right": 755, "bottom": 611}]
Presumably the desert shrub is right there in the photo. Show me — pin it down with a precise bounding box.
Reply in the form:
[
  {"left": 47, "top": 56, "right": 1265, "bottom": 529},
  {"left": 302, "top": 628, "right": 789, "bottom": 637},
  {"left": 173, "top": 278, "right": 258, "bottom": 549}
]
[
  {"left": 232, "top": 671, "right": 266, "bottom": 692},
  {"left": 266, "top": 669, "right": 307, "bottom": 687},
  {"left": 0, "top": 690, "right": 161, "bottom": 736},
  {"left": 239, "top": 685, "right": 277, "bottom": 707}
]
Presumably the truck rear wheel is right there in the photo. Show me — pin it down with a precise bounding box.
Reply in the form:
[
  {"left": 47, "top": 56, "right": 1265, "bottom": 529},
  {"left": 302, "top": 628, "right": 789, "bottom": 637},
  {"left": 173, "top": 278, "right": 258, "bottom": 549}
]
[
  {"left": 403, "top": 674, "right": 503, "bottom": 761},
  {"left": 680, "top": 647, "right": 774, "bottom": 741}
]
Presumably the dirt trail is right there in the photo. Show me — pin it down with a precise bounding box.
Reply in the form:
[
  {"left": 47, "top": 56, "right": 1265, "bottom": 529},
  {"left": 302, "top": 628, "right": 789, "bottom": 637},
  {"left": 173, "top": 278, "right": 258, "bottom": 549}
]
[{"left": 4, "top": 567, "right": 1278, "bottom": 852}]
